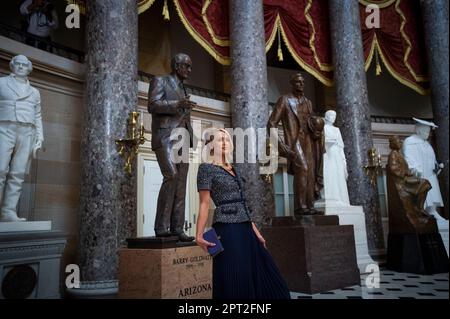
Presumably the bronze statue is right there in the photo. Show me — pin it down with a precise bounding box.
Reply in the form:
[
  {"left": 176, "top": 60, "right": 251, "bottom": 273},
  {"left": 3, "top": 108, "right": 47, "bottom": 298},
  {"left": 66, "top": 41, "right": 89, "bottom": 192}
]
[
  {"left": 268, "top": 73, "right": 324, "bottom": 215},
  {"left": 386, "top": 136, "right": 437, "bottom": 233},
  {"left": 147, "top": 53, "right": 196, "bottom": 242}
]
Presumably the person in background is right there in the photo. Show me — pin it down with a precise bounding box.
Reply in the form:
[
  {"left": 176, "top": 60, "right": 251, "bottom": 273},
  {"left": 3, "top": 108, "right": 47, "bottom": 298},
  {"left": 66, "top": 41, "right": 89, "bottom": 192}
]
[{"left": 20, "top": 0, "right": 58, "bottom": 51}]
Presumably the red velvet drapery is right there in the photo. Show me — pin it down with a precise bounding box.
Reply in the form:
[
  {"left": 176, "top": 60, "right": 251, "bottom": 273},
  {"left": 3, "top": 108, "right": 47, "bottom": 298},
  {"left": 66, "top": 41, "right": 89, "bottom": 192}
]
[
  {"left": 174, "top": 0, "right": 429, "bottom": 94},
  {"left": 174, "top": 0, "right": 334, "bottom": 86},
  {"left": 360, "top": 0, "right": 429, "bottom": 94},
  {"left": 66, "top": 0, "right": 430, "bottom": 94}
]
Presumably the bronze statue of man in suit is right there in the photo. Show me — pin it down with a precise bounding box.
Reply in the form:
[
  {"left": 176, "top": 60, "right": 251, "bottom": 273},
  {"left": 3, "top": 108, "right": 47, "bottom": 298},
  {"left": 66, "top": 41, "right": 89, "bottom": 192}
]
[
  {"left": 268, "top": 73, "right": 325, "bottom": 216},
  {"left": 148, "top": 53, "right": 196, "bottom": 241}
]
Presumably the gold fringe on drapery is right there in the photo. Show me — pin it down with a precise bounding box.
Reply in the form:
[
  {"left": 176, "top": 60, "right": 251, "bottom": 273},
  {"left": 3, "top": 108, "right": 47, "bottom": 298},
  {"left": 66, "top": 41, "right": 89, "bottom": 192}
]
[
  {"left": 162, "top": 0, "right": 170, "bottom": 21},
  {"left": 375, "top": 46, "right": 382, "bottom": 76},
  {"left": 277, "top": 27, "right": 283, "bottom": 61}
]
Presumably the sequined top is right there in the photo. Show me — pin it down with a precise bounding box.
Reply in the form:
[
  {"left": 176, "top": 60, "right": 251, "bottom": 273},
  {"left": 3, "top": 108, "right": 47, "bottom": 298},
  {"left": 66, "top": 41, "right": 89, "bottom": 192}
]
[{"left": 197, "top": 163, "right": 253, "bottom": 224}]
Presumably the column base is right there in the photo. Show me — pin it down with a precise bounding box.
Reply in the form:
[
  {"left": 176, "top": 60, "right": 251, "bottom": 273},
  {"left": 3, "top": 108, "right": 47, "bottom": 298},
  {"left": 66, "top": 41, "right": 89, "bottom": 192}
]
[{"left": 66, "top": 280, "right": 118, "bottom": 299}]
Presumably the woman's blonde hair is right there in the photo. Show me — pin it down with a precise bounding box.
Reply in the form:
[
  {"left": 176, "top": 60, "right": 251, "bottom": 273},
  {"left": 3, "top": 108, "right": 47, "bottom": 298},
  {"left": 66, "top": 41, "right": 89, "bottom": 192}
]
[{"left": 202, "top": 127, "right": 234, "bottom": 164}]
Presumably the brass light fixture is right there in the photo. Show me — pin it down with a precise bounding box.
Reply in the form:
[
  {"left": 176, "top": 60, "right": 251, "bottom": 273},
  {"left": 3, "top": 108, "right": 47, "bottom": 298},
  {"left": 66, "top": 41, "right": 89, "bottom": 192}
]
[
  {"left": 115, "top": 111, "right": 147, "bottom": 175},
  {"left": 364, "top": 147, "right": 383, "bottom": 186}
]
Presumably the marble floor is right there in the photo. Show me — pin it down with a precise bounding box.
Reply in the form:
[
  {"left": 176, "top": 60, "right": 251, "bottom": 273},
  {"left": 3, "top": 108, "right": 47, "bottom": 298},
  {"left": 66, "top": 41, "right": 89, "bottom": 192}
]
[{"left": 290, "top": 269, "right": 449, "bottom": 299}]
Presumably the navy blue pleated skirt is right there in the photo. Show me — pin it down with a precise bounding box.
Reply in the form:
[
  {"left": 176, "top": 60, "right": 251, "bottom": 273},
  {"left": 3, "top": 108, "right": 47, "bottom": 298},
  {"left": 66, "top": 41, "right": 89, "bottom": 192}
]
[{"left": 212, "top": 221, "right": 291, "bottom": 299}]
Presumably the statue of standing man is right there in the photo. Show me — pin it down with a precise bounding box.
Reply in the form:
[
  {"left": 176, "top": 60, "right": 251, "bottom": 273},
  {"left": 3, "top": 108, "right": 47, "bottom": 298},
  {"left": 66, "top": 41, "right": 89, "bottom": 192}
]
[
  {"left": 268, "top": 73, "right": 325, "bottom": 216},
  {"left": 147, "top": 53, "right": 196, "bottom": 242},
  {"left": 0, "top": 55, "right": 43, "bottom": 222}
]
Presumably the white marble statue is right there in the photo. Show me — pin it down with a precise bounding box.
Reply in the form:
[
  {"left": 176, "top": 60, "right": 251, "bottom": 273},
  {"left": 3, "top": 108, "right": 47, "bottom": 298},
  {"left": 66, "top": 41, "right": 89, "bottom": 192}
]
[
  {"left": 403, "top": 118, "right": 448, "bottom": 254},
  {"left": 0, "top": 55, "right": 44, "bottom": 222},
  {"left": 323, "top": 110, "right": 350, "bottom": 206},
  {"left": 317, "top": 110, "right": 375, "bottom": 271},
  {"left": 403, "top": 118, "right": 445, "bottom": 214}
]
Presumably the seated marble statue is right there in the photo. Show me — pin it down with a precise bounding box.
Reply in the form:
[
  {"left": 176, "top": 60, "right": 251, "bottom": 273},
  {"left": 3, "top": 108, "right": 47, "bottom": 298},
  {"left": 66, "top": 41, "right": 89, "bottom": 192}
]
[
  {"left": 323, "top": 110, "right": 350, "bottom": 206},
  {"left": 386, "top": 136, "right": 437, "bottom": 234},
  {"left": 402, "top": 118, "right": 445, "bottom": 219}
]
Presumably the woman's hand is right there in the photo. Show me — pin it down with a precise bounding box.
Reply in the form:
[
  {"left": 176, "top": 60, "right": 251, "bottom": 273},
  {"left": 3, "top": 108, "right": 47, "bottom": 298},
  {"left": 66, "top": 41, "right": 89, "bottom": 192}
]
[
  {"left": 196, "top": 235, "right": 215, "bottom": 253},
  {"left": 251, "top": 222, "right": 267, "bottom": 249},
  {"left": 257, "top": 235, "right": 267, "bottom": 249}
]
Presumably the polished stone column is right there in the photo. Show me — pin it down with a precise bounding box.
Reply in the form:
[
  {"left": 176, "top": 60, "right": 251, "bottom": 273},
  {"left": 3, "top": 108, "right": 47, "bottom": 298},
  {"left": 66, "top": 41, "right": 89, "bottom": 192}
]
[
  {"left": 328, "top": 0, "right": 385, "bottom": 252},
  {"left": 420, "top": 0, "right": 449, "bottom": 212},
  {"left": 228, "top": 0, "right": 275, "bottom": 225},
  {"left": 77, "top": 0, "right": 138, "bottom": 294}
]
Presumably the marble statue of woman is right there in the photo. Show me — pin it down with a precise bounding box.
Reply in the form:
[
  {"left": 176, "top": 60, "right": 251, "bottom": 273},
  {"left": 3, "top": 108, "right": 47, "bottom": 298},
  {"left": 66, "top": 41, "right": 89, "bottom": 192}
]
[
  {"left": 317, "top": 110, "right": 375, "bottom": 271},
  {"left": 323, "top": 110, "right": 350, "bottom": 206}
]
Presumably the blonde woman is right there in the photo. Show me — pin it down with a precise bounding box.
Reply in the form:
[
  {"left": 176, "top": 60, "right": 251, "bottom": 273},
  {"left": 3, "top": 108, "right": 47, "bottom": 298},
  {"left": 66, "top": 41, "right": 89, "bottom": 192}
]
[{"left": 196, "top": 128, "right": 290, "bottom": 299}]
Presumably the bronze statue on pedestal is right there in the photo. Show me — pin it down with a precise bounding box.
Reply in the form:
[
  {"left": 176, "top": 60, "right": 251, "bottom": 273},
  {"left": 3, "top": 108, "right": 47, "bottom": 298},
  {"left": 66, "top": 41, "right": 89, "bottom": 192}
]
[
  {"left": 147, "top": 53, "right": 196, "bottom": 242},
  {"left": 386, "top": 136, "right": 437, "bottom": 233},
  {"left": 268, "top": 73, "right": 324, "bottom": 216}
]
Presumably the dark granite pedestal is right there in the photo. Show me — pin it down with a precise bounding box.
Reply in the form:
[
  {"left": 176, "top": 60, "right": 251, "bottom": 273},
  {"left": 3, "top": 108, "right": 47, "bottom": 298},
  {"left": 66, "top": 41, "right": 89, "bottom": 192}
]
[
  {"left": 126, "top": 236, "right": 196, "bottom": 249},
  {"left": 387, "top": 233, "right": 448, "bottom": 274},
  {"left": 262, "top": 216, "right": 360, "bottom": 294}
]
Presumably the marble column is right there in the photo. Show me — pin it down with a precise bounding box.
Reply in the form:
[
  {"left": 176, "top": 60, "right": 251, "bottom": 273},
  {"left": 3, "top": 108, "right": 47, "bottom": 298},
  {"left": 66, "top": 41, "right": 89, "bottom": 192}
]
[
  {"left": 328, "top": 0, "right": 385, "bottom": 252},
  {"left": 420, "top": 0, "right": 449, "bottom": 212},
  {"left": 76, "top": 0, "right": 138, "bottom": 295},
  {"left": 228, "top": 0, "right": 275, "bottom": 225}
]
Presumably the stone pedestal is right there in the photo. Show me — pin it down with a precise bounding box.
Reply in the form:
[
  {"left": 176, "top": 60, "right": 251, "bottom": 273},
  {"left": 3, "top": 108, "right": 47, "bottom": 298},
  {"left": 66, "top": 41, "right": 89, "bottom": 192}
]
[
  {"left": 387, "top": 233, "right": 448, "bottom": 274},
  {"left": 118, "top": 243, "right": 212, "bottom": 299},
  {"left": 262, "top": 217, "right": 360, "bottom": 294},
  {"left": 0, "top": 221, "right": 51, "bottom": 233},
  {"left": 315, "top": 201, "right": 376, "bottom": 273},
  {"left": 0, "top": 230, "right": 66, "bottom": 299}
]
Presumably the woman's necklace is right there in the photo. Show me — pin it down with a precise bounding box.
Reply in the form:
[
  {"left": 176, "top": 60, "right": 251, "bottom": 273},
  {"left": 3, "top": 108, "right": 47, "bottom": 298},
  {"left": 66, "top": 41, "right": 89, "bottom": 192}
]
[
  {"left": 214, "top": 162, "right": 233, "bottom": 171},
  {"left": 222, "top": 164, "right": 233, "bottom": 171}
]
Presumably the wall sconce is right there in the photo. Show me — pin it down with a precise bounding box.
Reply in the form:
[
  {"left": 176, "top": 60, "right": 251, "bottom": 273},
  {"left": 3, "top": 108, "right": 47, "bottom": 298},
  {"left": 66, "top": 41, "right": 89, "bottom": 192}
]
[
  {"left": 262, "top": 171, "right": 273, "bottom": 183},
  {"left": 115, "top": 111, "right": 147, "bottom": 175},
  {"left": 364, "top": 147, "right": 382, "bottom": 186}
]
